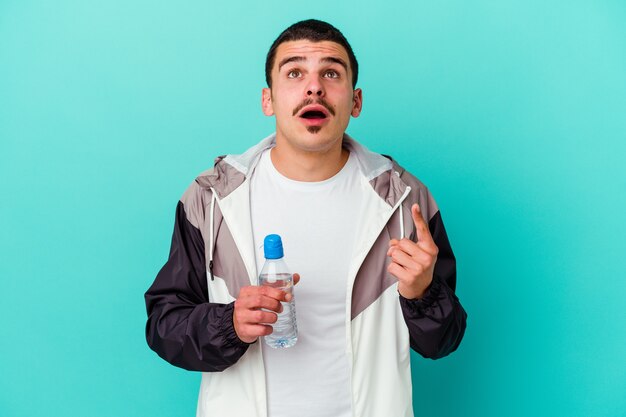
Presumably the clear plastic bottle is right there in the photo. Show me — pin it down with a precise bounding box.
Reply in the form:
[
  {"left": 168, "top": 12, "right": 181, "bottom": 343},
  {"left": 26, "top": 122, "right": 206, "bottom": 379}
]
[{"left": 259, "top": 234, "right": 298, "bottom": 349}]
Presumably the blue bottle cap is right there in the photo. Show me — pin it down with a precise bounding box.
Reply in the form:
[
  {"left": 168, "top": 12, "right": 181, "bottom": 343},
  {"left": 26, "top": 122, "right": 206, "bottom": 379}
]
[{"left": 263, "top": 234, "right": 284, "bottom": 259}]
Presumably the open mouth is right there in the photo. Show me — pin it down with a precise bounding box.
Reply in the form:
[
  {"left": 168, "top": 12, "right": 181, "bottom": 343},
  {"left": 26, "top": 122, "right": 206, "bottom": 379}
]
[{"left": 300, "top": 110, "right": 327, "bottom": 120}]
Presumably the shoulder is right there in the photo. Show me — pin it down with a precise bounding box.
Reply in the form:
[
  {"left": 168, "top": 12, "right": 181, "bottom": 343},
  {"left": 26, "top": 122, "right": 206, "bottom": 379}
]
[
  {"left": 178, "top": 165, "right": 219, "bottom": 231},
  {"left": 386, "top": 156, "right": 427, "bottom": 193},
  {"left": 385, "top": 155, "right": 440, "bottom": 221}
]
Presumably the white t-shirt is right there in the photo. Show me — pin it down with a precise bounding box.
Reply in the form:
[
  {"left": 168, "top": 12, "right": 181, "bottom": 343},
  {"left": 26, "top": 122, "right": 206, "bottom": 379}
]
[{"left": 250, "top": 148, "right": 367, "bottom": 417}]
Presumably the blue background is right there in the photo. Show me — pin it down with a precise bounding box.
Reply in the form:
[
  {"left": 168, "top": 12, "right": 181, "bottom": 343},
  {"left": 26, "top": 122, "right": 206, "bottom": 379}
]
[{"left": 1, "top": 1, "right": 625, "bottom": 416}]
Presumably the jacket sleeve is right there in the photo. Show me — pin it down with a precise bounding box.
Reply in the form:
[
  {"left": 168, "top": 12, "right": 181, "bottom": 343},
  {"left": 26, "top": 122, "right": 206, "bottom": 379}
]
[
  {"left": 144, "top": 200, "right": 250, "bottom": 372},
  {"left": 399, "top": 210, "right": 467, "bottom": 359}
]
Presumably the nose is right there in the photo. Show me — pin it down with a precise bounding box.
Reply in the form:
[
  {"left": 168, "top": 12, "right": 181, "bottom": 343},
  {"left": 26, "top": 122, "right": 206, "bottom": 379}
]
[
  {"left": 307, "top": 88, "right": 323, "bottom": 97},
  {"left": 306, "top": 75, "right": 324, "bottom": 97}
]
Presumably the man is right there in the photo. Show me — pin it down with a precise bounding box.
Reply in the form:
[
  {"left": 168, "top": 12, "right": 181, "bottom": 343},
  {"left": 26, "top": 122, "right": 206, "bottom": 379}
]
[{"left": 145, "top": 19, "right": 466, "bottom": 417}]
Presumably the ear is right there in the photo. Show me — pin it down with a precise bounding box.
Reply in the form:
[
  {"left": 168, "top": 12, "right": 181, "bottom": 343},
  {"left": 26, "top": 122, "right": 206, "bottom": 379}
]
[
  {"left": 351, "top": 88, "right": 363, "bottom": 117},
  {"left": 262, "top": 88, "right": 274, "bottom": 116}
]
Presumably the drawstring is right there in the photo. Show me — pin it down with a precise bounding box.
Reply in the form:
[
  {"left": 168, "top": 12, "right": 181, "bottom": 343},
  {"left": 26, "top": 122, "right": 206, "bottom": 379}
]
[
  {"left": 209, "top": 190, "right": 217, "bottom": 281},
  {"left": 399, "top": 202, "right": 405, "bottom": 239},
  {"left": 395, "top": 170, "right": 408, "bottom": 239}
]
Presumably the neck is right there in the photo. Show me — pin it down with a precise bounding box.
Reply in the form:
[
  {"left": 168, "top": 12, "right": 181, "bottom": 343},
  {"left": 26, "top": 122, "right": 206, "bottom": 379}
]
[{"left": 270, "top": 137, "right": 349, "bottom": 182}]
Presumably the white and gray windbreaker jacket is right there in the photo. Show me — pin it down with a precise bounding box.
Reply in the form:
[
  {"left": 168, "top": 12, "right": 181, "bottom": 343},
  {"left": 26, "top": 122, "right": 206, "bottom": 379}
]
[{"left": 145, "top": 134, "right": 467, "bottom": 417}]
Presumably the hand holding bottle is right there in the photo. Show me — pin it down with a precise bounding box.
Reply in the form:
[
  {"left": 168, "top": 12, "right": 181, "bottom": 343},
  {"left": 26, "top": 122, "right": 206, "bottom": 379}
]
[{"left": 233, "top": 273, "right": 300, "bottom": 344}]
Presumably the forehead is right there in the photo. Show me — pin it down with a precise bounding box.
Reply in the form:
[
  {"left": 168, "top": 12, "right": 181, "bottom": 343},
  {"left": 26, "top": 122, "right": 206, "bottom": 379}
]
[{"left": 273, "top": 40, "right": 350, "bottom": 69}]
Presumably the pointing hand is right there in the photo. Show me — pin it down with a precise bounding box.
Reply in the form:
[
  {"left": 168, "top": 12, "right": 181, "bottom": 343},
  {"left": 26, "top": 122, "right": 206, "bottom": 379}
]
[{"left": 387, "top": 204, "right": 438, "bottom": 299}]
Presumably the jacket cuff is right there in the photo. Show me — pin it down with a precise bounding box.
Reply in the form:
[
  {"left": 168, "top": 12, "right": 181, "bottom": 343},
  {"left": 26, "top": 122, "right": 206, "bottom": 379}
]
[
  {"left": 399, "top": 277, "right": 442, "bottom": 315},
  {"left": 218, "top": 302, "right": 254, "bottom": 349}
]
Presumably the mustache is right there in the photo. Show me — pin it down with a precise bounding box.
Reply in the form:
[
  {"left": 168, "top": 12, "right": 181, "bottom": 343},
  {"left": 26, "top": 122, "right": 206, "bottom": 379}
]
[{"left": 292, "top": 98, "right": 335, "bottom": 117}]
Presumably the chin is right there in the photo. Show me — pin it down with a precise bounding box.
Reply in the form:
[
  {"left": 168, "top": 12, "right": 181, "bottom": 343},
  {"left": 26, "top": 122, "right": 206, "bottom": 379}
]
[
  {"left": 277, "top": 123, "right": 344, "bottom": 153},
  {"left": 299, "top": 134, "right": 342, "bottom": 153}
]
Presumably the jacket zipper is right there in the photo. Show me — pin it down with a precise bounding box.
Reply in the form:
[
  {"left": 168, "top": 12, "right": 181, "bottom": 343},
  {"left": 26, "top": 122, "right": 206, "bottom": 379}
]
[{"left": 209, "top": 189, "right": 218, "bottom": 281}]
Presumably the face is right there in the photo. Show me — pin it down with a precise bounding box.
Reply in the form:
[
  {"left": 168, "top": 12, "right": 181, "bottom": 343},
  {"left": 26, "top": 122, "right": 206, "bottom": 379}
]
[{"left": 262, "top": 40, "right": 362, "bottom": 154}]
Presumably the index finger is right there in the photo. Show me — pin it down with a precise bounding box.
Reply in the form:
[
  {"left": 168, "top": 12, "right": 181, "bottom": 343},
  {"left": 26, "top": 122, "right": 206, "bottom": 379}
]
[
  {"left": 258, "top": 285, "right": 289, "bottom": 301},
  {"left": 411, "top": 203, "right": 435, "bottom": 246}
]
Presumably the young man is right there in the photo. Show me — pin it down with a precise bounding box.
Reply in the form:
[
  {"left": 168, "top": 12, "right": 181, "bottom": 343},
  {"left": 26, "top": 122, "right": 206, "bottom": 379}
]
[{"left": 145, "top": 19, "right": 467, "bottom": 417}]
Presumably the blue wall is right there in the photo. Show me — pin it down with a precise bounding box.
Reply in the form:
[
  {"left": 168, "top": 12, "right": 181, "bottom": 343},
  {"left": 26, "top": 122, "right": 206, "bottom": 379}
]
[{"left": 1, "top": 1, "right": 625, "bottom": 416}]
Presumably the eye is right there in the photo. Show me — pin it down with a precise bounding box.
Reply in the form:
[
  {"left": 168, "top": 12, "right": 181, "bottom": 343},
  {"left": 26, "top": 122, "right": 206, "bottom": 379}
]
[
  {"left": 324, "top": 70, "right": 339, "bottom": 79},
  {"left": 287, "top": 69, "right": 301, "bottom": 78}
]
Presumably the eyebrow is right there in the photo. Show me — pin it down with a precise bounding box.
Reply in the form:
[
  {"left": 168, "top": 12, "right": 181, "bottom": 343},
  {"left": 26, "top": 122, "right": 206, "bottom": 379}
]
[
  {"left": 277, "top": 56, "right": 348, "bottom": 72},
  {"left": 321, "top": 57, "right": 348, "bottom": 71}
]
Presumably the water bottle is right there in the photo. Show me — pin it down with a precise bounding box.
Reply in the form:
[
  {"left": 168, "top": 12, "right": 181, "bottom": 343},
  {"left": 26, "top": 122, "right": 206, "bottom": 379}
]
[{"left": 259, "top": 234, "right": 298, "bottom": 349}]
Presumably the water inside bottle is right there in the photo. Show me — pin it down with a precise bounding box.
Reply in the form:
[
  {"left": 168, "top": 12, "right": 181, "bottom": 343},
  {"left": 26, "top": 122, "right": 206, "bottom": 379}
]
[{"left": 260, "top": 273, "right": 298, "bottom": 348}]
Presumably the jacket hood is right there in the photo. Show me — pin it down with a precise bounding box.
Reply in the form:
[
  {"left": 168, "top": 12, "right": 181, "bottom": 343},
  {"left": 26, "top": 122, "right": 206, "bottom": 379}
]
[{"left": 196, "top": 133, "right": 409, "bottom": 207}]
